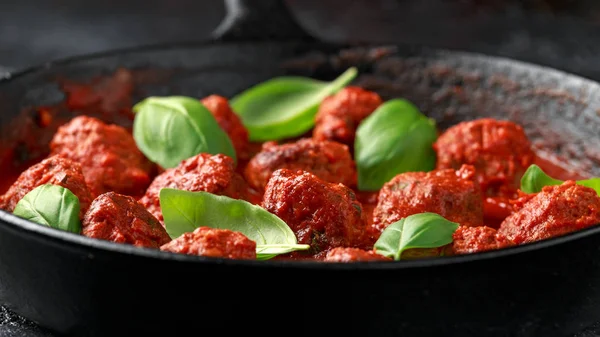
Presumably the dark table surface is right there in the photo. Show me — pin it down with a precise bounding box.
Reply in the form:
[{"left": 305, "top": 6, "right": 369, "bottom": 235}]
[{"left": 3, "top": 0, "right": 600, "bottom": 335}]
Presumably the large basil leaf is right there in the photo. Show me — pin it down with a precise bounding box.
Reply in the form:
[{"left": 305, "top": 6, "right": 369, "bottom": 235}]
[
  {"left": 230, "top": 67, "right": 357, "bottom": 141},
  {"left": 13, "top": 184, "right": 81, "bottom": 234},
  {"left": 159, "top": 188, "right": 309, "bottom": 260},
  {"left": 374, "top": 212, "right": 459, "bottom": 261},
  {"left": 520, "top": 164, "right": 600, "bottom": 194},
  {"left": 133, "top": 96, "right": 236, "bottom": 169},
  {"left": 355, "top": 99, "right": 438, "bottom": 191}
]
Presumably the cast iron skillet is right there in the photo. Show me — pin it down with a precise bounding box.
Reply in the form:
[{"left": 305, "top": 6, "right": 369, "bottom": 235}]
[{"left": 2, "top": 1, "right": 600, "bottom": 336}]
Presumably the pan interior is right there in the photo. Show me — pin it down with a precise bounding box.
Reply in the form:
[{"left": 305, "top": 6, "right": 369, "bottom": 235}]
[{"left": 1, "top": 40, "right": 599, "bottom": 264}]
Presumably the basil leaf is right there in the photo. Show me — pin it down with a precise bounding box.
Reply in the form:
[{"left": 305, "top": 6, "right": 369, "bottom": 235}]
[
  {"left": 133, "top": 96, "right": 236, "bottom": 169},
  {"left": 355, "top": 99, "right": 438, "bottom": 191},
  {"left": 374, "top": 212, "right": 459, "bottom": 261},
  {"left": 520, "top": 164, "right": 564, "bottom": 193},
  {"left": 13, "top": 184, "right": 81, "bottom": 234},
  {"left": 230, "top": 67, "right": 358, "bottom": 141},
  {"left": 159, "top": 188, "right": 309, "bottom": 260},
  {"left": 520, "top": 164, "right": 600, "bottom": 194}
]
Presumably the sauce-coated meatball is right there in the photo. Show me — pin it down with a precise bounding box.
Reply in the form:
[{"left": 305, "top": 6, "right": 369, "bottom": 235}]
[
  {"left": 262, "top": 169, "right": 369, "bottom": 256},
  {"left": 244, "top": 138, "right": 356, "bottom": 191},
  {"left": 139, "top": 153, "right": 255, "bottom": 224},
  {"left": 372, "top": 164, "right": 483, "bottom": 236},
  {"left": 83, "top": 192, "right": 171, "bottom": 248},
  {"left": 160, "top": 226, "right": 256, "bottom": 260},
  {"left": 200, "top": 95, "right": 249, "bottom": 160},
  {"left": 324, "top": 247, "right": 391, "bottom": 262},
  {"left": 0, "top": 155, "right": 93, "bottom": 219},
  {"left": 498, "top": 181, "right": 600, "bottom": 244},
  {"left": 452, "top": 226, "right": 514, "bottom": 255},
  {"left": 50, "top": 116, "right": 154, "bottom": 197},
  {"left": 433, "top": 118, "right": 534, "bottom": 196},
  {"left": 140, "top": 153, "right": 254, "bottom": 223},
  {"left": 313, "top": 87, "right": 382, "bottom": 147}
]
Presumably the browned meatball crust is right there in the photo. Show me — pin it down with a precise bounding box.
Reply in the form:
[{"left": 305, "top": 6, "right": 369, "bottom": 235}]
[
  {"left": 433, "top": 118, "right": 535, "bottom": 196},
  {"left": 139, "top": 153, "right": 255, "bottom": 224},
  {"left": 244, "top": 138, "right": 356, "bottom": 191},
  {"left": 0, "top": 155, "right": 93, "bottom": 219},
  {"left": 372, "top": 164, "right": 483, "bottom": 236},
  {"left": 160, "top": 226, "right": 256, "bottom": 260},
  {"left": 498, "top": 181, "right": 600, "bottom": 244},
  {"left": 83, "top": 192, "right": 171, "bottom": 248},
  {"left": 262, "top": 169, "right": 369, "bottom": 256},
  {"left": 50, "top": 115, "right": 154, "bottom": 197},
  {"left": 313, "top": 86, "right": 382, "bottom": 147}
]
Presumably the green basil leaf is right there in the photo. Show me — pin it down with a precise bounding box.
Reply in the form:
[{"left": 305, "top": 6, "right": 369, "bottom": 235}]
[
  {"left": 520, "top": 164, "right": 563, "bottom": 193},
  {"left": 132, "top": 96, "right": 236, "bottom": 169},
  {"left": 520, "top": 164, "right": 600, "bottom": 194},
  {"left": 355, "top": 99, "right": 438, "bottom": 191},
  {"left": 13, "top": 184, "right": 81, "bottom": 234},
  {"left": 374, "top": 212, "right": 459, "bottom": 261},
  {"left": 230, "top": 67, "right": 358, "bottom": 141},
  {"left": 159, "top": 188, "right": 309, "bottom": 260},
  {"left": 578, "top": 179, "right": 600, "bottom": 194}
]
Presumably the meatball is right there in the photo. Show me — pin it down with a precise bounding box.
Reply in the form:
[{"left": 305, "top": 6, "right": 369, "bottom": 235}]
[
  {"left": 0, "top": 155, "right": 93, "bottom": 219},
  {"left": 83, "top": 192, "right": 171, "bottom": 248},
  {"left": 262, "top": 169, "right": 369, "bottom": 256},
  {"left": 244, "top": 138, "right": 356, "bottom": 191},
  {"left": 324, "top": 247, "right": 392, "bottom": 262},
  {"left": 200, "top": 95, "right": 249, "bottom": 160},
  {"left": 497, "top": 181, "right": 600, "bottom": 244},
  {"left": 372, "top": 164, "right": 483, "bottom": 236},
  {"left": 433, "top": 118, "right": 535, "bottom": 196},
  {"left": 452, "top": 226, "right": 514, "bottom": 255},
  {"left": 50, "top": 115, "right": 154, "bottom": 197},
  {"left": 139, "top": 153, "right": 255, "bottom": 224},
  {"left": 313, "top": 86, "right": 382, "bottom": 147},
  {"left": 160, "top": 226, "right": 256, "bottom": 260}
]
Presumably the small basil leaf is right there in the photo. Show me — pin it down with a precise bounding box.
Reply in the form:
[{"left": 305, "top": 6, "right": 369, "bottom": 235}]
[
  {"left": 355, "top": 99, "right": 438, "bottom": 191},
  {"left": 133, "top": 96, "right": 236, "bottom": 169},
  {"left": 578, "top": 179, "right": 600, "bottom": 194},
  {"left": 374, "top": 212, "right": 459, "bottom": 261},
  {"left": 13, "top": 184, "right": 81, "bottom": 234},
  {"left": 230, "top": 67, "right": 358, "bottom": 141},
  {"left": 520, "top": 164, "right": 563, "bottom": 193},
  {"left": 520, "top": 164, "right": 600, "bottom": 194},
  {"left": 159, "top": 188, "right": 309, "bottom": 260}
]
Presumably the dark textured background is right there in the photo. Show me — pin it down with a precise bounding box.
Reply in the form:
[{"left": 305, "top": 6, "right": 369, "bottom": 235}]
[{"left": 3, "top": 0, "right": 600, "bottom": 335}]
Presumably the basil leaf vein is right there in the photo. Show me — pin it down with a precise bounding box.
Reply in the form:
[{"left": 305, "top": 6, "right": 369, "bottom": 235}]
[
  {"left": 13, "top": 184, "right": 81, "bottom": 234},
  {"left": 373, "top": 212, "right": 459, "bottom": 260},
  {"left": 520, "top": 164, "right": 600, "bottom": 194},
  {"left": 133, "top": 96, "right": 236, "bottom": 169},
  {"left": 355, "top": 99, "right": 438, "bottom": 191},
  {"left": 230, "top": 67, "right": 358, "bottom": 141},
  {"left": 159, "top": 188, "right": 309, "bottom": 260}
]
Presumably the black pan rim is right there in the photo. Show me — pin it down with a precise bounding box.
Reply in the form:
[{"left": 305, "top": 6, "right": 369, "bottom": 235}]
[{"left": 2, "top": 39, "right": 600, "bottom": 270}]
